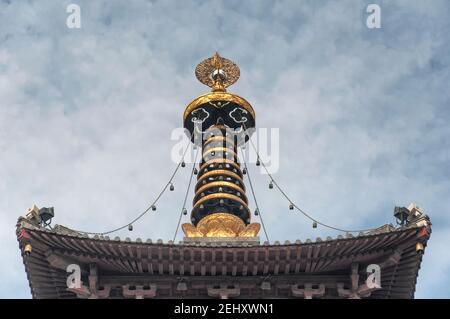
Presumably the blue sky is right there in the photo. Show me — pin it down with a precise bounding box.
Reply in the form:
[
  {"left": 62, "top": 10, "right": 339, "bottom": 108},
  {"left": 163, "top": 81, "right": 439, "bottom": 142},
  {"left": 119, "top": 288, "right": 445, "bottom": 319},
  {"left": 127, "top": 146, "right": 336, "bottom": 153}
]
[{"left": 0, "top": 0, "right": 449, "bottom": 298}]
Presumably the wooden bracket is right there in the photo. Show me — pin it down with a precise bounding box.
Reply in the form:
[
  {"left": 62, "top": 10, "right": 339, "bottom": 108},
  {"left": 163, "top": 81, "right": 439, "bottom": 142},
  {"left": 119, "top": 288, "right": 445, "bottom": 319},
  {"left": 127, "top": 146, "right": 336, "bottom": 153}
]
[
  {"left": 291, "top": 283, "right": 325, "bottom": 299},
  {"left": 207, "top": 282, "right": 240, "bottom": 299}
]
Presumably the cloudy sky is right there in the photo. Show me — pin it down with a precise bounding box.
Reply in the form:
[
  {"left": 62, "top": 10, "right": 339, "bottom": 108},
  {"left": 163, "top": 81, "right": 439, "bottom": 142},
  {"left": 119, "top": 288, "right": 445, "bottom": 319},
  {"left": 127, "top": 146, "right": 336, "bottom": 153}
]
[{"left": 1, "top": 0, "right": 449, "bottom": 298}]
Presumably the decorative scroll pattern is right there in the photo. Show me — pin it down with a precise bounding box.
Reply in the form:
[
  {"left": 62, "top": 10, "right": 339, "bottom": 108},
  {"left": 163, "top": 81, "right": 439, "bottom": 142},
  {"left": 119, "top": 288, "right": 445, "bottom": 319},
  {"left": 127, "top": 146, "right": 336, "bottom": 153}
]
[
  {"left": 229, "top": 107, "right": 248, "bottom": 124},
  {"left": 191, "top": 108, "right": 209, "bottom": 124}
]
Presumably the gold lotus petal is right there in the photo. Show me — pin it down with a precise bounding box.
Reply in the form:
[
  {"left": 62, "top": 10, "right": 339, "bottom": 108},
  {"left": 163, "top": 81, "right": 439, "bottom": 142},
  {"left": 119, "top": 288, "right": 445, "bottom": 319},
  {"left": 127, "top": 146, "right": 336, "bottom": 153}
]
[
  {"left": 239, "top": 223, "right": 261, "bottom": 237},
  {"left": 182, "top": 223, "right": 204, "bottom": 237},
  {"left": 197, "top": 213, "right": 246, "bottom": 238}
]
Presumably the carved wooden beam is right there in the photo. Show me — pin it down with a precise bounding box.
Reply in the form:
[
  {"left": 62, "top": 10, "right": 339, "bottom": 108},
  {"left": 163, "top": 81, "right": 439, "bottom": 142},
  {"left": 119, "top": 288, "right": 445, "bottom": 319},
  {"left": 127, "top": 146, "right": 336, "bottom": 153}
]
[
  {"left": 45, "top": 250, "right": 86, "bottom": 274},
  {"left": 337, "top": 262, "right": 380, "bottom": 299},
  {"left": 67, "top": 263, "right": 111, "bottom": 299},
  {"left": 66, "top": 284, "right": 111, "bottom": 299},
  {"left": 291, "top": 283, "right": 325, "bottom": 299},
  {"left": 67, "top": 285, "right": 91, "bottom": 299},
  {"left": 378, "top": 249, "right": 402, "bottom": 269},
  {"left": 89, "top": 263, "right": 98, "bottom": 293},
  {"left": 122, "top": 284, "right": 157, "bottom": 299},
  {"left": 207, "top": 283, "right": 240, "bottom": 299}
]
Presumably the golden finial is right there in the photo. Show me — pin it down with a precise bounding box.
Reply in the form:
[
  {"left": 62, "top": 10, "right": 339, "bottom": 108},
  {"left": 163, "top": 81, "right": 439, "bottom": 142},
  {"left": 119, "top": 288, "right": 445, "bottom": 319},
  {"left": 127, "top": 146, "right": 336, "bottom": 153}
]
[
  {"left": 195, "top": 52, "right": 240, "bottom": 92},
  {"left": 211, "top": 52, "right": 222, "bottom": 70}
]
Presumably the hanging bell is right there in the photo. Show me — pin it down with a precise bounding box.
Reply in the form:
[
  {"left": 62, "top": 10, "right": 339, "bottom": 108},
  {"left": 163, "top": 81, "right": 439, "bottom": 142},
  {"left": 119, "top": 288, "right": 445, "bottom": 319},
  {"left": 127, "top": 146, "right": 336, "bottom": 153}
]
[
  {"left": 242, "top": 168, "right": 247, "bottom": 175},
  {"left": 170, "top": 183, "right": 175, "bottom": 191},
  {"left": 200, "top": 204, "right": 205, "bottom": 209},
  {"left": 256, "top": 158, "right": 261, "bottom": 166},
  {"left": 128, "top": 224, "right": 133, "bottom": 231},
  {"left": 219, "top": 199, "right": 224, "bottom": 205},
  {"left": 269, "top": 181, "right": 273, "bottom": 189},
  {"left": 193, "top": 168, "right": 198, "bottom": 175},
  {"left": 289, "top": 203, "right": 294, "bottom": 210},
  {"left": 312, "top": 221, "right": 318, "bottom": 229},
  {"left": 416, "top": 242, "right": 424, "bottom": 253},
  {"left": 182, "top": 208, "right": 187, "bottom": 215},
  {"left": 181, "top": 161, "right": 186, "bottom": 168},
  {"left": 254, "top": 209, "right": 259, "bottom": 216},
  {"left": 23, "top": 244, "right": 32, "bottom": 256},
  {"left": 151, "top": 205, "right": 157, "bottom": 211}
]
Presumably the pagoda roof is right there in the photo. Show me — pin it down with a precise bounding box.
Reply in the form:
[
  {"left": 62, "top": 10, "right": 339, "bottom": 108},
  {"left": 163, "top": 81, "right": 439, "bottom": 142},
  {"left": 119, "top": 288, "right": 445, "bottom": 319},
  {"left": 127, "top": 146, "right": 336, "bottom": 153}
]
[{"left": 16, "top": 212, "right": 431, "bottom": 299}]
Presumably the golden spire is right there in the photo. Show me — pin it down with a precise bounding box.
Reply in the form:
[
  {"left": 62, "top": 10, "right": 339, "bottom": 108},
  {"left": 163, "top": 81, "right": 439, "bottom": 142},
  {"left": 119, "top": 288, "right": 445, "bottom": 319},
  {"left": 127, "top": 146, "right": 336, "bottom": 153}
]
[
  {"left": 194, "top": 52, "right": 240, "bottom": 92},
  {"left": 182, "top": 53, "right": 260, "bottom": 239}
]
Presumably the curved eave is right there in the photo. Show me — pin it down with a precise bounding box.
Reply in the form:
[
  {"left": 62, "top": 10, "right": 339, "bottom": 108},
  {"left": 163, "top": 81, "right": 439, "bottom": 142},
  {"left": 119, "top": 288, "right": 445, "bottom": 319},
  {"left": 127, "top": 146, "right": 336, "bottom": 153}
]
[{"left": 16, "top": 219, "right": 431, "bottom": 299}]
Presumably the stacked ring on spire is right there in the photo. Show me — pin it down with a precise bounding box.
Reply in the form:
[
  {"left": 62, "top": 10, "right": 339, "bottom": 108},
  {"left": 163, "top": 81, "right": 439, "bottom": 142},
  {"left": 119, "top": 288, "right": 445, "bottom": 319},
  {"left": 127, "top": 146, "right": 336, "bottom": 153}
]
[{"left": 190, "top": 130, "right": 251, "bottom": 226}]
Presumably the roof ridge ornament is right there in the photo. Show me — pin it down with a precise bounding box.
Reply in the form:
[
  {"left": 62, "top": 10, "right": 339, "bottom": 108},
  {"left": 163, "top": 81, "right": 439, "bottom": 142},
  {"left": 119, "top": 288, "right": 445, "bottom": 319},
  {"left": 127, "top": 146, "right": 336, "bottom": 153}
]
[{"left": 195, "top": 52, "right": 240, "bottom": 92}]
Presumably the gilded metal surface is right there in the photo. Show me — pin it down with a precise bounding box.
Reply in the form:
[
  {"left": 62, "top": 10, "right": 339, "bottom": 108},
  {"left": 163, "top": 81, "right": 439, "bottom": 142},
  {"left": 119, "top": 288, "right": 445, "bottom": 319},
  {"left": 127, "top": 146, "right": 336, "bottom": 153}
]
[
  {"left": 202, "top": 147, "right": 237, "bottom": 159},
  {"left": 204, "top": 136, "right": 236, "bottom": 147},
  {"left": 197, "top": 213, "right": 245, "bottom": 237},
  {"left": 181, "top": 223, "right": 204, "bottom": 237},
  {"left": 195, "top": 181, "right": 246, "bottom": 201},
  {"left": 193, "top": 193, "right": 249, "bottom": 211},
  {"left": 182, "top": 213, "right": 261, "bottom": 238},
  {"left": 199, "top": 159, "right": 240, "bottom": 172},
  {"left": 183, "top": 54, "right": 259, "bottom": 239},
  {"left": 196, "top": 169, "right": 244, "bottom": 188},
  {"left": 195, "top": 53, "right": 240, "bottom": 89},
  {"left": 238, "top": 223, "right": 261, "bottom": 237},
  {"left": 183, "top": 92, "right": 255, "bottom": 121}
]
